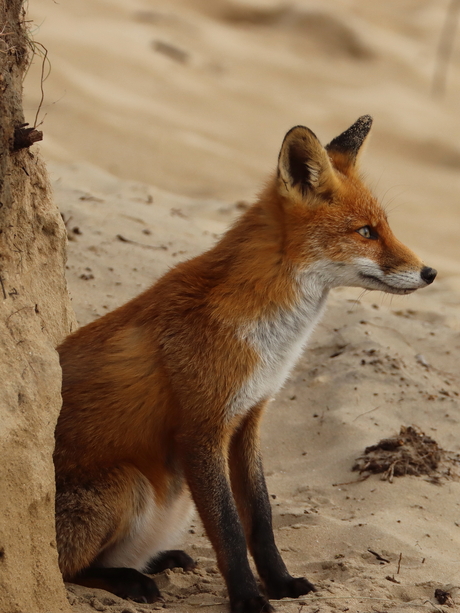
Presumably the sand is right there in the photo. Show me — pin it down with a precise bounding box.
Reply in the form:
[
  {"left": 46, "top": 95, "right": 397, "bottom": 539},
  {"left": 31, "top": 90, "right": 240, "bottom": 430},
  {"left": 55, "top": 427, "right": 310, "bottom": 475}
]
[{"left": 21, "top": 0, "right": 460, "bottom": 611}]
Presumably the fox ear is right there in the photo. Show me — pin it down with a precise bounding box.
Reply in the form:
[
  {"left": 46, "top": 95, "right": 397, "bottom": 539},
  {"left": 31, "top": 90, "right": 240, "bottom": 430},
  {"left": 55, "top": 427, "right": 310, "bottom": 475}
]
[
  {"left": 326, "top": 115, "right": 373, "bottom": 174},
  {"left": 277, "top": 126, "right": 337, "bottom": 201}
]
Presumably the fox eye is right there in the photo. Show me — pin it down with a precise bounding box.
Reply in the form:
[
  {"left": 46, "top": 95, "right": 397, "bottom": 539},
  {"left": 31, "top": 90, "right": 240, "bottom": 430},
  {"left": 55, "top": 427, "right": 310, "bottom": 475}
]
[{"left": 357, "top": 225, "right": 378, "bottom": 240}]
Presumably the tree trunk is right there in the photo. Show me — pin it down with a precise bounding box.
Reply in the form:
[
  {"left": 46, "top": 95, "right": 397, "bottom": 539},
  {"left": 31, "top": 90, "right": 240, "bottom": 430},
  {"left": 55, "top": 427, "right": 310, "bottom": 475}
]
[{"left": 0, "top": 1, "right": 76, "bottom": 611}]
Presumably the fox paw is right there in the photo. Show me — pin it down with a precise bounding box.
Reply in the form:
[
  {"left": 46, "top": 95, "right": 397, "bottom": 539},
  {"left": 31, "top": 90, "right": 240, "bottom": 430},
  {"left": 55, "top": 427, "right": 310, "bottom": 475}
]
[
  {"left": 145, "top": 549, "right": 196, "bottom": 574},
  {"left": 267, "top": 575, "right": 316, "bottom": 600},
  {"left": 75, "top": 567, "right": 161, "bottom": 604},
  {"left": 114, "top": 570, "right": 160, "bottom": 603},
  {"left": 231, "top": 595, "right": 274, "bottom": 613}
]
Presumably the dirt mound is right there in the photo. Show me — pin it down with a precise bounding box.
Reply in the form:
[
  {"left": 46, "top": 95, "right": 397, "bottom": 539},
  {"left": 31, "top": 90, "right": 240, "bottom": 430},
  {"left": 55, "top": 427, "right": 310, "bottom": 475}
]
[{"left": 353, "top": 426, "right": 460, "bottom": 482}]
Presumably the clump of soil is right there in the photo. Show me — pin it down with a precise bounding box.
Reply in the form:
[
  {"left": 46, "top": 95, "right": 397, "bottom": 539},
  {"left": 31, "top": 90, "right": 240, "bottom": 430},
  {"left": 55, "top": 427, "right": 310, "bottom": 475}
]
[{"left": 353, "top": 426, "right": 460, "bottom": 483}]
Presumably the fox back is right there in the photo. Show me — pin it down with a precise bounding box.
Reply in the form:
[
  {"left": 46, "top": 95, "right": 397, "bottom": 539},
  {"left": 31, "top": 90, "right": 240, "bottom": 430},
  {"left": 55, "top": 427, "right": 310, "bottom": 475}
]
[{"left": 55, "top": 116, "right": 436, "bottom": 613}]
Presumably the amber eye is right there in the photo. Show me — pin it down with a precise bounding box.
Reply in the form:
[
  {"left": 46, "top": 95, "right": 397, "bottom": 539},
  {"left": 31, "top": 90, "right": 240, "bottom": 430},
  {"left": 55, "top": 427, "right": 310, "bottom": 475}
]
[{"left": 357, "top": 226, "right": 378, "bottom": 240}]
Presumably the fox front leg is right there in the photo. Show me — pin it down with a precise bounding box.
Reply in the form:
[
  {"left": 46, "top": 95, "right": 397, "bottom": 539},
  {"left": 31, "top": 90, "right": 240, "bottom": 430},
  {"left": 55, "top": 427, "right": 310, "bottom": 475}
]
[
  {"left": 229, "top": 402, "right": 315, "bottom": 600},
  {"left": 180, "top": 432, "right": 274, "bottom": 613}
]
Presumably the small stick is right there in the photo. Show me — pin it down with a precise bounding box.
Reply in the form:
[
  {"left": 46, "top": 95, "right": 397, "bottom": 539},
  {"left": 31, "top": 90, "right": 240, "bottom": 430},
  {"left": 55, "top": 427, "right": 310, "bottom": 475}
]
[
  {"left": 0, "top": 276, "right": 6, "bottom": 300},
  {"left": 397, "top": 552, "right": 402, "bottom": 574},
  {"left": 353, "top": 405, "right": 381, "bottom": 422},
  {"left": 198, "top": 596, "right": 445, "bottom": 608},
  {"left": 368, "top": 548, "right": 390, "bottom": 563},
  {"left": 116, "top": 234, "right": 167, "bottom": 250},
  {"left": 332, "top": 474, "right": 370, "bottom": 486},
  {"left": 424, "top": 598, "right": 446, "bottom": 613},
  {"left": 385, "top": 575, "right": 401, "bottom": 584}
]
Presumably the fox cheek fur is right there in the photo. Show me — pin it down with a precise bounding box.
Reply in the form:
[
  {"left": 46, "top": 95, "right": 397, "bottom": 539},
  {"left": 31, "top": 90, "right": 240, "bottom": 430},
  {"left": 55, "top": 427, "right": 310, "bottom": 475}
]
[{"left": 55, "top": 115, "right": 436, "bottom": 613}]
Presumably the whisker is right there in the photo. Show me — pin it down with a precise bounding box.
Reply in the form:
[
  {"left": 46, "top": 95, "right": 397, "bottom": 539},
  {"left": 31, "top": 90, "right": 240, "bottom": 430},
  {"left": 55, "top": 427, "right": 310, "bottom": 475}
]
[{"left": 350, "top": 289, "right": 368, "bottom": 311}]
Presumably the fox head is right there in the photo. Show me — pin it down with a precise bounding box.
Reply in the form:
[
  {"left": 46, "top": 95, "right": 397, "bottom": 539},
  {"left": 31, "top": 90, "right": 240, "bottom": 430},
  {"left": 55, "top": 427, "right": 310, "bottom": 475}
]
[{"left": 275, "top": 116, "right": 436, "bottom": 294}]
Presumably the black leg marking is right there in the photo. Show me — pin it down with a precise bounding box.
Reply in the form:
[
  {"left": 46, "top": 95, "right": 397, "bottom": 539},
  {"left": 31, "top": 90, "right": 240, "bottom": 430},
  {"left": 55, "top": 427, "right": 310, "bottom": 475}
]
[
  {"left": 145, "top": 549, "right": 196, "bottom": 574},
  {"left": 266, "top": 576, "right": 316, "bottom": 600},
  {"left": 73, "top": 567, "right": 160, "bottom": 603}
]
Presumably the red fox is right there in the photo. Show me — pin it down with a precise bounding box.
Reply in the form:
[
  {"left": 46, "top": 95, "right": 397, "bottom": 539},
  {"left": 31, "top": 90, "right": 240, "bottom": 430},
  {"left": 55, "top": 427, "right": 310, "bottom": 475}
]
[{"left": 55, "top": 116, "right": 436, "bottom": 612}]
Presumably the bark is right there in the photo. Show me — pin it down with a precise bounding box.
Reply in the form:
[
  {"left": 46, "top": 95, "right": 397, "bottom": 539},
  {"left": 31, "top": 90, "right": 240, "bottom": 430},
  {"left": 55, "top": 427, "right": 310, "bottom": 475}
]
[{"left": 0, "top": 1, "right": 76, "bottom": 611}]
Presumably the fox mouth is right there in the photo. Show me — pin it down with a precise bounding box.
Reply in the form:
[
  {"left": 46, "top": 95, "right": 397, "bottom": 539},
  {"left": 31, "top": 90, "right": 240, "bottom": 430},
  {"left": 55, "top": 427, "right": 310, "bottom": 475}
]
[{"left": 358, "top": 273, "right": 418, "bottom": 295}]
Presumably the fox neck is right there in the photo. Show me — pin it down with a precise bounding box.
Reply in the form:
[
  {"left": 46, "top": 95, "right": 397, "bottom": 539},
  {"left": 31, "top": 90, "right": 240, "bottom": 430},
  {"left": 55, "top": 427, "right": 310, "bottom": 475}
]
[
  {"left": 219, "top": 191, "right": 331, "bottom": 417},
  {"left": 206, "top": 180, "right": 331, "bottom": 326}
]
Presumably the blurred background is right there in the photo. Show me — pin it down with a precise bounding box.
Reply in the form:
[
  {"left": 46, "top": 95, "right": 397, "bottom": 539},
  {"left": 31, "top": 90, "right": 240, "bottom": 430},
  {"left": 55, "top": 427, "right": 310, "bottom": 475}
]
[{"left": 23, "top": 0, "right": 460, "bottom": 281}]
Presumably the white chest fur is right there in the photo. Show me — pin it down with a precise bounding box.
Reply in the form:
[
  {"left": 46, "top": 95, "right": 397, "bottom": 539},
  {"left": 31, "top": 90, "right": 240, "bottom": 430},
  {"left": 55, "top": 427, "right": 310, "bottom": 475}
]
[{"left": 228, "top": 274, "right": 329, "bottom": 418}]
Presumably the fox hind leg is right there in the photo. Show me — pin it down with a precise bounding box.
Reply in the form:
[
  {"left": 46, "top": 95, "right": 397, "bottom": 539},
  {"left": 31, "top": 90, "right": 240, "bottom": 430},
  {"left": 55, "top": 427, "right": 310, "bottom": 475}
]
[{"left": 56, "top": 464, "right": 161, "bottom": 603}]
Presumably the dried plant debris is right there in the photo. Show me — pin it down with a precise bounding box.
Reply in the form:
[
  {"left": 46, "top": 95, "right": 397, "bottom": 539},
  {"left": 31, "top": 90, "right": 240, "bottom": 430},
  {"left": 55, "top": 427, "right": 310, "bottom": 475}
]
[
  {"left": 434, "top": 588, "right": 454, "bottom": 606},
  {"left": 353, "top": 426, "right": 460, "bottom": 483}
]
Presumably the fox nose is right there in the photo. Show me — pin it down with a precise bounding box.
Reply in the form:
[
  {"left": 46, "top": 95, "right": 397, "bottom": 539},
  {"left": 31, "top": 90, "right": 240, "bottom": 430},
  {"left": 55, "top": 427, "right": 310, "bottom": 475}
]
[{"left": 420, "top": 266, "right": 437, "bottom": 285}]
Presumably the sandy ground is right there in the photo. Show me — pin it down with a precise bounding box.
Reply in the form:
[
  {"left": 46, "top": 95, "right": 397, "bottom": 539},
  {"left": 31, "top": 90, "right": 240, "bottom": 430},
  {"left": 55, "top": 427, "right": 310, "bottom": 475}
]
[{"left": 21, "top": 0, "right": 460, "bottom": 611}]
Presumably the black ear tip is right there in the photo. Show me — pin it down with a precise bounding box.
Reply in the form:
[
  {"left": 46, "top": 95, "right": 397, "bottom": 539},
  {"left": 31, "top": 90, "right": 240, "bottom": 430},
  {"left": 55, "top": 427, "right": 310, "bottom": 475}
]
[
  {"left": 356, "top": 115, "right": 373, "bottom": 129},
  {"left": 344, "top": 114, "right": 373, "bottom": 140},
  {"left": 326, "top": 115, "right": 374, "bottom": 157},
  {"left": 352, "top": 115, "right": 373, "bottom": 140}
]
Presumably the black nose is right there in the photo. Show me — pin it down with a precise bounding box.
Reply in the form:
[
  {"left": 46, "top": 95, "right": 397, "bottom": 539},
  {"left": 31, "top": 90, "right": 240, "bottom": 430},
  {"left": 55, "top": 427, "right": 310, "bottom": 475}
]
[{"left": 421, "top": 266, "right": 437, "bottom": 284}]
